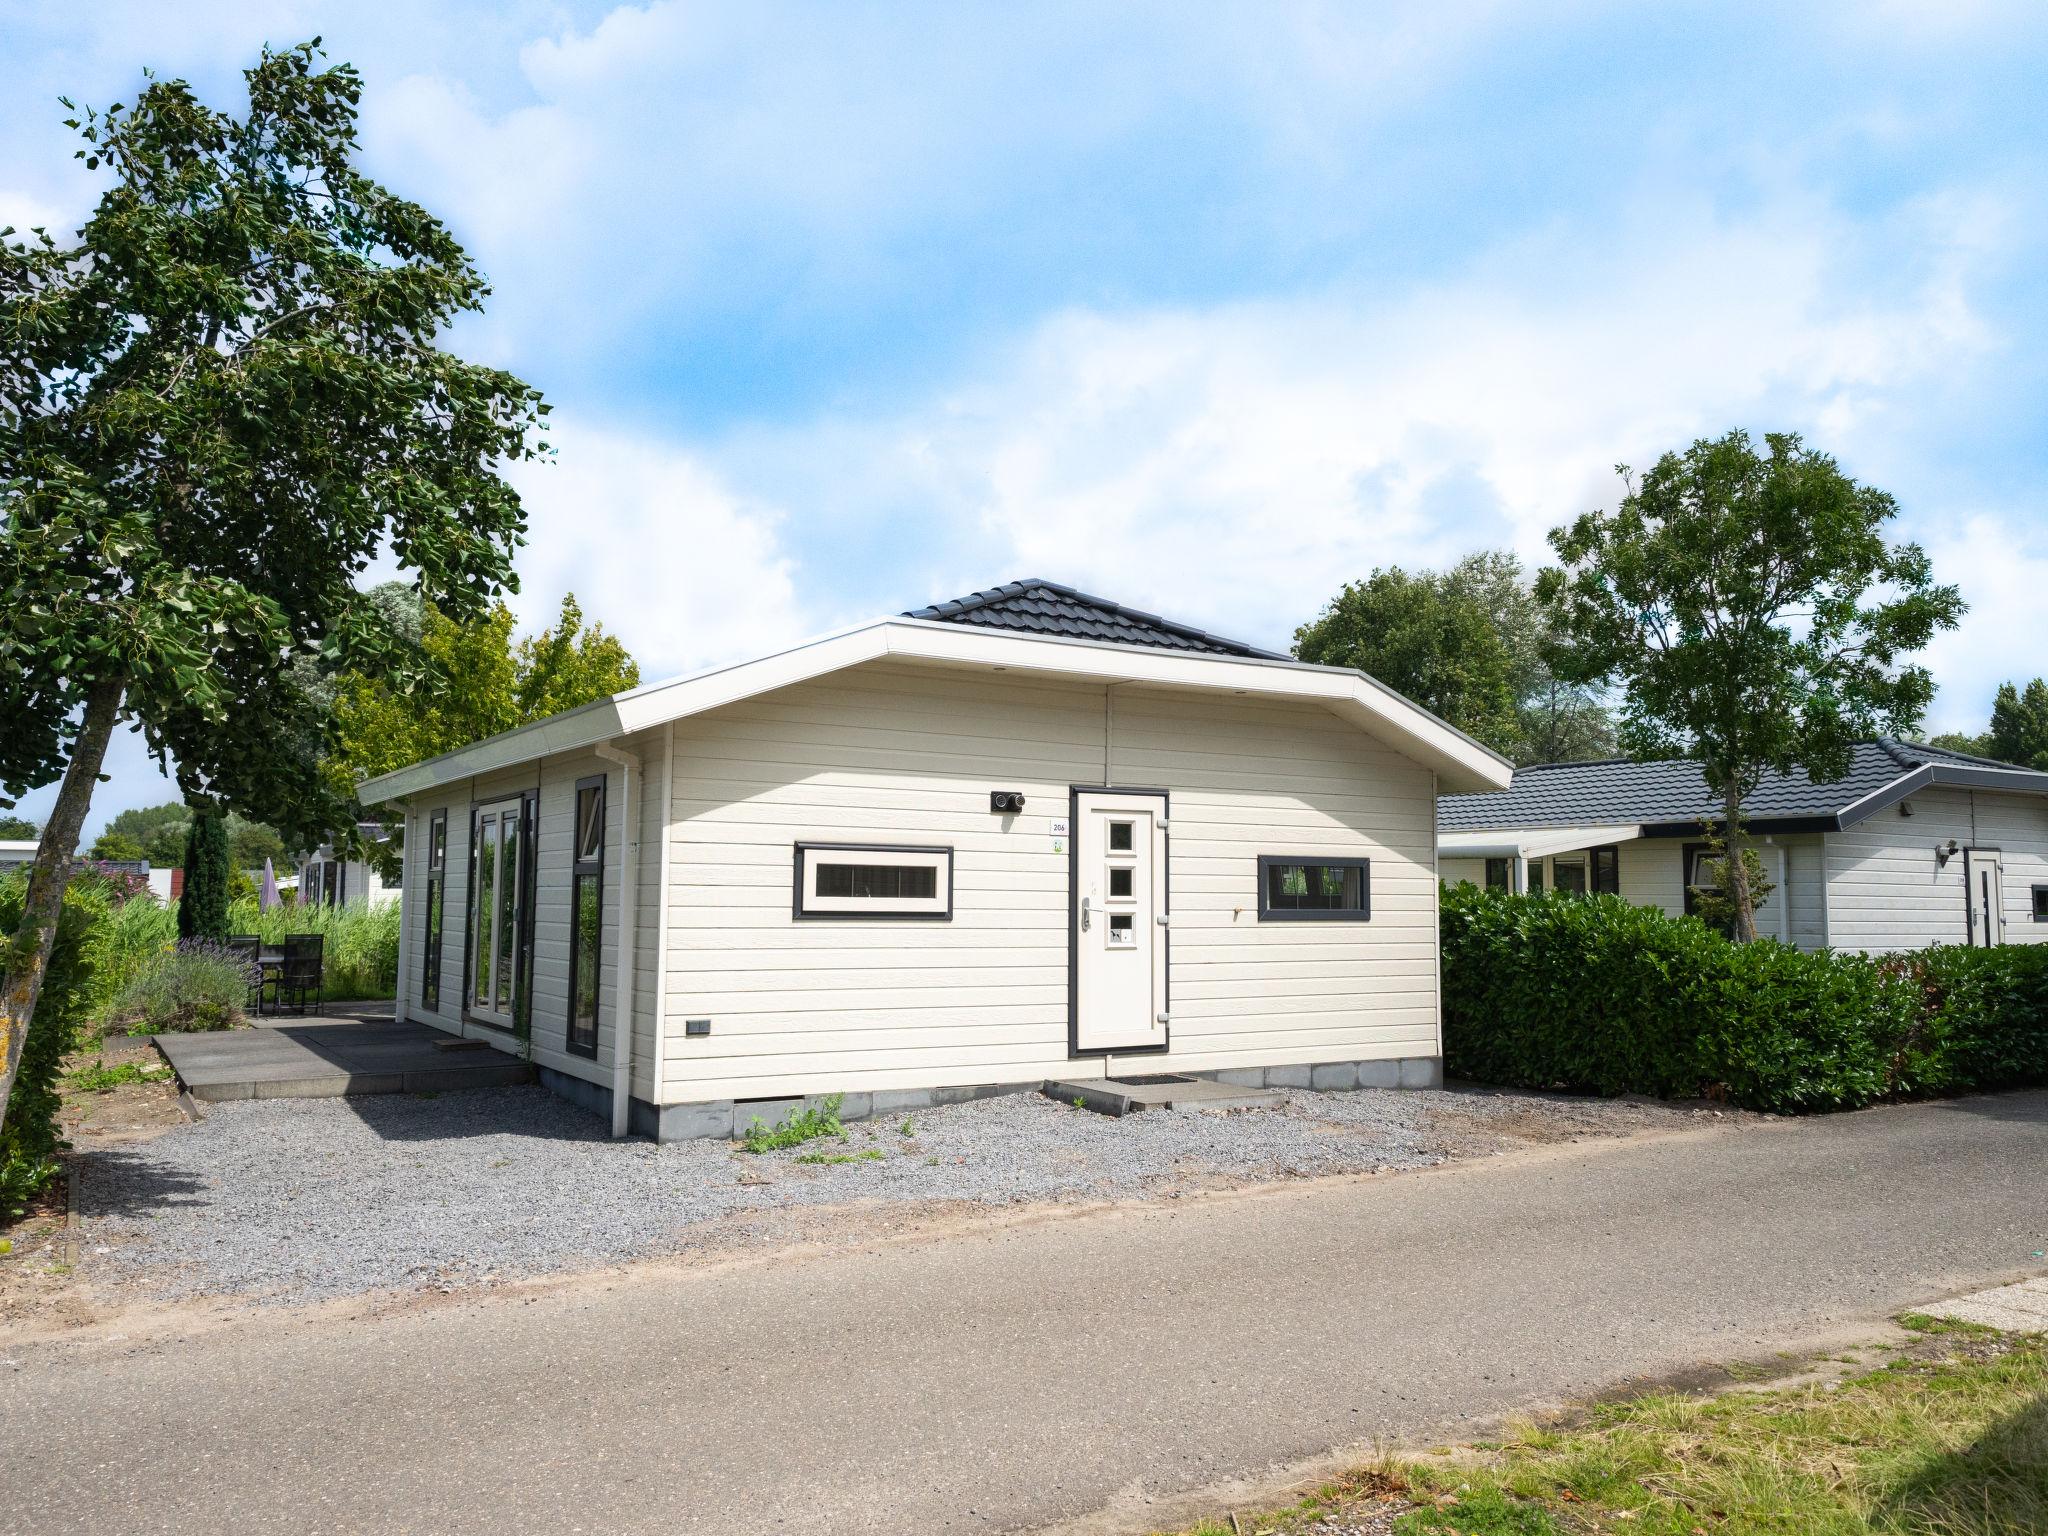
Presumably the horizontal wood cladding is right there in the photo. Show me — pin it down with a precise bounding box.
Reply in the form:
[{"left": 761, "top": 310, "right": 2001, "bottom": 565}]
[
  {"left": 658, "top": 659, "right": 1441, "bottom": 1102},
  {"left": 1826, "top": 786, "right": 2048, "bottom": 951}
]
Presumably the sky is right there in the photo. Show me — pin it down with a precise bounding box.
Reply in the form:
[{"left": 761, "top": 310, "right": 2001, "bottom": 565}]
[{"left": 8, "top": 0, "right": 2048, "bottom": 839}]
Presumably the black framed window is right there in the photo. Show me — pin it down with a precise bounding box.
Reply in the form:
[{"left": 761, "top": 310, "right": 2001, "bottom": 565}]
[
  {"left": 1591, "top": 846, "right": 1620, "bottom": 895},
  {"left": 1552, "top": 856, "right": 1587, "bottom": 895},
  {"left": 794, "top": 843, "right": 953, "bottom": 919},
  {"left": 566, "top": 776, "right": 605, "bottom": 1058},
  {"left": 421, "top": 810, "right": 448, "bottom": 1011},
  {"left": 1484, "top": 857, "right": 1511, "bottom": 892},
  {"left": 2034, "top": 884, "right": 2048, "bottom": 922},
  {"left": 1528, "top": 861, "right": 1545, "bottom": 894},
  {"left": 1257, "top": 855, "right": 1370, "bottom": 921}
]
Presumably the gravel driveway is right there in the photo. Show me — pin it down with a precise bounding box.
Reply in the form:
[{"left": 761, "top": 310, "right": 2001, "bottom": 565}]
[{"left": 79, "top": 1084, "right": 1731, "bottom": 1303}]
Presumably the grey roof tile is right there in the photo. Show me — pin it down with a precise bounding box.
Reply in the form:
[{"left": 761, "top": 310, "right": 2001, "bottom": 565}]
[
  {"left": 1438, "top": 739, "right": 2045, "bottom": 832},
  {"left": 905, "top": 579, "right": 1288, "bottom": 660}
]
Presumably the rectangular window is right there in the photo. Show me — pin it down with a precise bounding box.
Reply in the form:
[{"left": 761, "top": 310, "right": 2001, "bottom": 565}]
[
  {"left": 1591, "top": 846, "right": 1620, "bottom": 895},
  {"left": 1528, "top": 861, "right": 1545, "bottom": 894},
  {"left": 1257, "top": 855, "right": 1371, "bottom": 921},
  {"left": 1484, "top": 857, "right": 1511, "bottom": 892},
  {"left": 2034, "top": 885, "right": 2048, "bottom": 922},
  {"left": 566, "top": 777, "right": 604, "bottom": 1058},
  {"left": 795, "top": 843, "right": 952, "bottom": 919},
  {"left": 1553, "top": 856, "right": 1587, "bottom": 895},
  {"left": 421, "top": 811, "right": 447, "bottom": 1011}
]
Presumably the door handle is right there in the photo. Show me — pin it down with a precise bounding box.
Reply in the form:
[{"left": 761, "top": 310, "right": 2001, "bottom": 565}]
[{"left": 1081, "top": 896, "right": 1091, "bottom": 932}]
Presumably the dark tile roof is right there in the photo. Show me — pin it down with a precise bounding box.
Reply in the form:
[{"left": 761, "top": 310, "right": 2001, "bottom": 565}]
[
  {"left": 905, "top": 579, "right": 1289, "bottom": 661},
  {"left": 1439, "top": 739, "right": 2048, "bottom": 832}
]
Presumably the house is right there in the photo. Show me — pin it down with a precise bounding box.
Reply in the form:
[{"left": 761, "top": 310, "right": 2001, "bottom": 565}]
[
  {"left": 1438, "top": 740, "right": 2048, "bottom": 952},
  {"left": 356, "top": 579, "right": 1512, "bottom": 1138},
  {"left": 297, "top": 830, "right": 398, "bottom": 907},
  {"left": 0, "top": 839, "right": 37, "bottom": 874}
]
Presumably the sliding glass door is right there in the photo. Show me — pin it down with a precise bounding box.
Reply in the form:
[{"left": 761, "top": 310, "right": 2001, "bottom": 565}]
[{"left": 468, "top": 797, "right": 530, "bottom": 1028}]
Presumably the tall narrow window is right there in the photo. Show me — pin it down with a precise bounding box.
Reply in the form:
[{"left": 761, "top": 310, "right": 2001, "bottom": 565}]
[
  {"left": 421, "top": 811, "right": 448, "bottom": 1011},
  {"left": 566, "top": 776, "right": 605, "bottom": 1057},
  {"left": 1484, "top": 857, "right": 1511, "bottom": 892},
  {"left": 1590, "top": 846, "right": 1620, "bottom": 895}
]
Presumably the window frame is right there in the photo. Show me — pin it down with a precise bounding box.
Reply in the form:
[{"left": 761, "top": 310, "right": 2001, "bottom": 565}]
[
  {"left": 1590, "top": 845, "right": 1620, "bottom": 895},
  {"left": 1255, "top": 854, "right": 1372, "bottom": 923},
  {"left": 565, "top": 775, "right": 605, "bottom": 1059},
  {"left": 1483, "top": 856, "right": 1512, "bottom": 892},
  {"left": 421, "top": 810, "right": 448, "bottom": 1012},
  {"left": 792, "top": 842, "right": 954, "bottom": 921},
  {"left": 1552, "top": 854, "right": 1588, "bottom": 895},
  {"left": 2033, "top": 884, "right": 2048, "bottom": 923}
]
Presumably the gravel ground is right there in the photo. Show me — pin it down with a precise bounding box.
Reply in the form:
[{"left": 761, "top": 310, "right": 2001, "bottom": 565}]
[{"left": 78, "top": 1084, "right": 1733, "bottom": 1303}]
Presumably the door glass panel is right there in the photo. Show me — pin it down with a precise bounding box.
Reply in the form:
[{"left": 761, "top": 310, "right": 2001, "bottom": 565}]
[
  {"left": 496, "top": 816, "right": 519, "bottom": 1010},
  {"left": 472, "top": 816, "right": 496, "bottom": 1007},
  {"left": 1108, "top": 821, "right": 1134, "bottom": 852},
  {"left": 1108, "top": 913, "right": 1135, "bottom": 946},
  {"left": 1109, "top": 867, "right": 1133, "bottom": 898}
]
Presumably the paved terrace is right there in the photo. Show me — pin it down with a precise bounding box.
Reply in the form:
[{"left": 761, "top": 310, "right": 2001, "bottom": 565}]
[{"left": 154, "top": 1006, "right": 534, "bottom": 1102}]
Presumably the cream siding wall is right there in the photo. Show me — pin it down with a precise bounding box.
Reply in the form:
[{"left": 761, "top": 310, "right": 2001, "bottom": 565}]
[
  {"left": 1441, "top": 856, "right": 1487, "bottom": 887},
  {"left": 657, "top": 661, "right": 1441, "bottom": 1104},
  {"left": 1825, "top": 787, "right": 2048, "bottom": 952},
  {"left": 395, "top": 732, "right": 667, "bottom": 1090}
]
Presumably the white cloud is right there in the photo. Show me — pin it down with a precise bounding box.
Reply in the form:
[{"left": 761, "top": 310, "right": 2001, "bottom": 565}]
[
  {"left": 505, "top": 419, "right": 805, "bottom": 681},
  {"left": 718, "top": 192, "right": 2008, "bottom": 654},
  {"left": 1921, "top": 515, "right": 2048, "bottom": 733}
]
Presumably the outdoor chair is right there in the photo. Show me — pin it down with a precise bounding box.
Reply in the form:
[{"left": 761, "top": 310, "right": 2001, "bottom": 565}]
[
  {"left": 226, "top": 935, "right": 263, "bottom": 1012},
  {"left": 270, "top": 934, "right": 325, "bottom": 1016}
]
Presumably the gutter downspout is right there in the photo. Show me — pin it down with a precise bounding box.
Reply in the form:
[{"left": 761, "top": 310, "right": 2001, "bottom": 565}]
[
  {"left": 595, "top": 742, "right": 641, "bottom": 1138},
  {"left": 649, "top": 720, "right": 675, "bottom": 1131},
  {"left": 392, "top": 805, "right": 413, "bottom": 1024}
]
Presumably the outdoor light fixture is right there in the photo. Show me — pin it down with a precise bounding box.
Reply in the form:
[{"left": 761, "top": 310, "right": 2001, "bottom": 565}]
[
  {"left": 990, "top": 790, "right": 1026, "bottom": 814},
  {"left": 1936, "top": 838, "right": 1959, "bottom": 868}
]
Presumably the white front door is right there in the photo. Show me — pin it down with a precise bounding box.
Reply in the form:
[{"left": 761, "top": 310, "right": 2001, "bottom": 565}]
[
  {"left": 1073, "top": 790, "right": 1168, "bottom": 1053},
  {"left": 1967, "top": 848, "right": 2005, "bottom": 947}
]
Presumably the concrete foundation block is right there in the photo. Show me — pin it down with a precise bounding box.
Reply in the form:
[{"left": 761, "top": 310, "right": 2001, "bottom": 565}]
[
  {"left": 733, "top": 1098, "right": 804, "bottom": 1134},
  {"left": 1265, "top": 1063, "right": 1314, "bottom": 1089},
  {"left": 1399, "top": 1057, "right": 1443, "bottom": 1089},
  {"left": 1310, "top": 1062, "right": 1359, "bottom": 1092},
  {"left": 653, "top": 1099, "right": 738, "bottom": 1142},
  {"left": 1356, "top": 1059, "right": 1402, "bottom": 1089},
  {"left": 1212, "top": 1068, "right": 1268, "bottom": 1088},
  {"left": 823, "top": 1091, "right": 873, "bottom": 1124},
  {"left": 869, "top": 1088, "right": 937, "bottom": 1118}
]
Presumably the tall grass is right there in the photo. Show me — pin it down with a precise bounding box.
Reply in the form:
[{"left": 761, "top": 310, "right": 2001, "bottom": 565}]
[{"left": 89, "top": 893, "right": 401, "bottom": 1021}]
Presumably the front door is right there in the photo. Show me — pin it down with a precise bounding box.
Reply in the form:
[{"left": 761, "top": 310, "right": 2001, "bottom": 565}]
[
  {"left": 469, "top": 798, "right": 529, "bottom": 1026},
  {"left": 1073, "top": 789, "right": 1168, "bottom": 1053},
  {"left": 1966, "top": 848, "right": 2005, "bottom": 947}
]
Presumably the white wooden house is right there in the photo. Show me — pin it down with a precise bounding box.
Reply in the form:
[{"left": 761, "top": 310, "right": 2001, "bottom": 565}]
[
  {"left": 1438, "top": 742, "right": 2048, "bottom": 952},
  {"left": 357, "top": 580, "right": 1511, "bottom": 1138}
]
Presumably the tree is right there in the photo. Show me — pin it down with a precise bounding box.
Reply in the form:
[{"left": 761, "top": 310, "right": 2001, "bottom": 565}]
[
  {"left": 0, "top": 43, "right": 544, "bottom": 1137},
  {"left": 87, "top": 831, "right": 146, "bottom": 862},
  {"left": 226, "top": 814, "right": 288, "bottom": 872},
  {"left": 1294, "top": 551, "right": 1613, "bottom": 763},
  {"left": 177, "top": 808, "right": 229, "bottom": 940},
  {"left": 0, "top": 815, "right": 37, "bottom": 840},
  {"left": 1988, "top": 679, "right": 2048, "bottom": 771},
  {"left": 1538, "top": 430, "right": 1964, "bottom": 941},
  {"left": 103, "top": 802, "right": 192, "bottom": 866},
  {"left": 327, "top": 588, "right": 638, "bottom": 786},
  {"left": 1295, "top": 566, "right": 1523, "bottom": 756}
]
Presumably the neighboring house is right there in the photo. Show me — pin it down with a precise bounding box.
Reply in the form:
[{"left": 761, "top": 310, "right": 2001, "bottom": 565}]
[
  {"left": 296, "top": 844, "right": 398, "bottom": 907},
  {"left": 1438, "top": 740, "right": 2048, "bottom": 952},
  {"left": 357, "top": 579, "right": 1511, "bottom": 1139},
  {"left": 0, "top": 839, "right": 37, "bottom": 874}
]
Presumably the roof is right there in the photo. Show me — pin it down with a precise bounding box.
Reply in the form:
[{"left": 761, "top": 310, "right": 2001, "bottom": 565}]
[
  {"left": 1439, "top": 739, "right": 2048, "bottom": 836},
  {"left": 357, "top": 587, "right": 1515, "bottom": 804},
  {"left": 905, "top": 579, "right": 1289, "bottom": 660}
]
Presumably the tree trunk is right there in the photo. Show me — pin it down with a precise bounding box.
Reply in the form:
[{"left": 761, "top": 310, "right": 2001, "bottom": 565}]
[
  {"left": 0, "top": 675, "right": 125, "bottom": 1139},
  {"left": 1720, "top": 773, "right": 1759, "bottom": 944}
]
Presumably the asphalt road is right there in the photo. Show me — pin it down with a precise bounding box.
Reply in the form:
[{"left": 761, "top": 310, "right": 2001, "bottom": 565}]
[{"left": 6, "top": 1091, "right": 2045, "bottom": 1535}]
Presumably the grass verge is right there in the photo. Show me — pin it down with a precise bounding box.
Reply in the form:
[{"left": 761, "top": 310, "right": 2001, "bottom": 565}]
[{"left": 1160, "top": 1323, "right": 2047, "bottom": 1536}]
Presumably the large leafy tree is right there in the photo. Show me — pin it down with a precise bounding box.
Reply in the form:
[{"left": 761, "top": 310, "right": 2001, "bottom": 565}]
[
  {"left": 1932, "top": 679, "right": 2048, "bottom": 768},
  {"left": 1538, "top": 430, "right": 1964, "bottom": 941},
  {"left": 0, "top": 816, "right": 37, "bottom": 841},
  {"left": 326, "top": 587, "right": 639, "bottom": 789},
  {"left": 0, "top": 44, "right": 545, "bottom": 1132},
  {"left": 101, "top": 802, "right": 196, "bottom": 866},
  {"left": 1294, "top": 551, "right": 1613, "bottom": 763}
]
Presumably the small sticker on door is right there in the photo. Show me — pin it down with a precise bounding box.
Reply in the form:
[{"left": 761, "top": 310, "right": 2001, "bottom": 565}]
[
  {"left": 1108, "top": 913, "right": 1135, "bottom": 946},
  {"left": 1051, "top": 838, "right": 1065, "bottom": 854}
]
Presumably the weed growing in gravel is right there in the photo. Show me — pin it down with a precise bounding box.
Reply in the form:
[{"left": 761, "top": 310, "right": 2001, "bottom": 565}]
[
  {"left": 794, "top": 1148, "right": 884, "bottom": 1166},
  {"left": 741, "top": 1095, "right": 845, "bottom": 1153},
  {"left": 65, "top": 1059, "right": 173, "bottom": 1092},
  {"left": 898, "top": 1117, "right": 914, "bottom": 1135}
]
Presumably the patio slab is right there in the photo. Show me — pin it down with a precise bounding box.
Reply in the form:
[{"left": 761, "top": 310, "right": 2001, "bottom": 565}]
[
  {"left": 1042, "top": 1074, "right": 1286, "bottom": 1117},
  {"left": 154, "top": 1014, "right": 536, "bottom": 1103}
]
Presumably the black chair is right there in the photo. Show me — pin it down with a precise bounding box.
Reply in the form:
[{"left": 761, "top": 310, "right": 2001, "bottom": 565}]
[
  {"left": 226, "top": 936, "right": 263, "bottom": 1013},
  {"left": 272, "top": 934, "right": 325, "bottom": 1016}
]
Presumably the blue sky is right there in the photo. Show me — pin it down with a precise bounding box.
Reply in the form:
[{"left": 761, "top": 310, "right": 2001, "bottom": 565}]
[{"left": 8, "top": 0, "right": 2048, "bottom": 838}]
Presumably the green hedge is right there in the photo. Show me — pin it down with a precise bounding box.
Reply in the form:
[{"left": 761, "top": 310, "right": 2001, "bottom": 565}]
[
  {"left": 1, "top": 870, "right": 112, "bottom": 1208},
  {"left": 1440, "top": 884, "right": 2048, "bottom": 1114}
]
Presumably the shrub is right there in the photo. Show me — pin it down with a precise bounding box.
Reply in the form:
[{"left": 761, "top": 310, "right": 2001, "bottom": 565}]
[
  {"left": 177, "top": 808, "right": 230, "bottom": 942},
  {"left": 1440, "top": 884, "right": 2048, "bottom": 1115},
  {"left": 0, "top": 871, "right": 109, "bottom": 1213},
  {"left": 110, "top": 940, "right": 255, "bottom": 1034}
]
